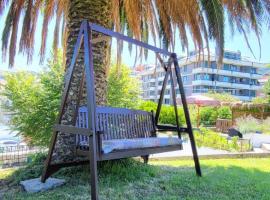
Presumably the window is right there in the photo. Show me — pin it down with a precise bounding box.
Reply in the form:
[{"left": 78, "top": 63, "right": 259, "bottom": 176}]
[
  {"left": 231, "top": 65, "right": 237, "bottom": 71},
  {"left": 251, "top": 68, "right": 257, "bottom": 74},
  {"left": 224, "top": 51, "right": 241, "bottom": 60},
  {"left": 211, "top": 61, "right": 217, "bottom": 69},
  {"left": 219, "top": 76, "right": 229, "bottom": 82},
  {"left": 165, "top": 89, "right": 170, "bottom": 95},
  {"left": 164, "top": 99, "right": 170, "bottom": 104},
  {"left": 223, "top": 76, "right": 229, "bottom": 82},
  {"left": 231, "top": 89, "right": 236, "bottom": 95},
  {"left": 158, "top": 81, "right": 163, "bottom": 86},
  {"left": 194, "top": 74, "right": 201, "bottom": 80},
  {"left": 150, "top": 82, "right": 155, "bottom": 87},
  {"left": 250, "top": 90, "right": 256, "bottom": 97},
  {"left": 203, "top": 74, "right": 210, "bottom": 80},
  {"left": 223, "top": 64, "right": 230, "bottom": 71},
  {"left": 183, "top": 76, "right": 188, "bottom": 83},
  {"left": 150, "top": 91, "right": 155, "bottom": 96},
  {"left": 184, "top": 65, "right": 187, "bottom": 72}
]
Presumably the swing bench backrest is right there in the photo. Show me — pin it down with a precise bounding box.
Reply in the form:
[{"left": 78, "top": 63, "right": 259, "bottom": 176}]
[{"left": 76, "top": 106, "right": 156, "bottom": 145}]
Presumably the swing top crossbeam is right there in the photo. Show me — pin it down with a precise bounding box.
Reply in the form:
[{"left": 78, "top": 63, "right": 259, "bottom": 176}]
[{"left": 89, "top": 22, "right": 172, "bottom": 56}]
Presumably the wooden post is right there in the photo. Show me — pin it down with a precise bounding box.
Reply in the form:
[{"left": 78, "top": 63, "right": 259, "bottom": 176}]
[
  {"left": 41, "top": 22, "right": 85, "bottom": 183},
  {"left": 83, "top": 21, "right": 99, "bottom": 200},
  {"left": 171, "top": 53, "right": 202, "bottom": 177}
]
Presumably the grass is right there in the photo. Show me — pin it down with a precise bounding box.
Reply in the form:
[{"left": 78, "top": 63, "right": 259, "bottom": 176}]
[{"left": 1, "top": 158, "right": 270, "bottom": 200}]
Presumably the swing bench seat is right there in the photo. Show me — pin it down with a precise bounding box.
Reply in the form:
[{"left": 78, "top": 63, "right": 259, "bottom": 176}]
[{"left": 75, "top": 106, "right": 183, "bottom": 161}]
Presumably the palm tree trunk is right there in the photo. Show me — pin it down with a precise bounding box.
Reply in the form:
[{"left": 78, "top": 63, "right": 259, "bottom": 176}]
[{"left": 53, "top": 0, "right": 112, "bottom": 163}]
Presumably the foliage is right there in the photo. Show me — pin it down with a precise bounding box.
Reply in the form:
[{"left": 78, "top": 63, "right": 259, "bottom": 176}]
[
  {"left": 191, "top": 106, "right": 232, "bottom": 126},
  {"left": 138, "top": 102, "right": 232, "bottom": 127},
  {"left": 2, "top": 56, "right": 64, "bottom": 147},
  {"left": 138, "top": 101, "right": 185, "bottom": 126},
  {"left": 252, "top": 97, "right": 269, "bottom": 104},
  {"left": 236, "top": 115, "right": 270, "bottom": 134},
  {"left": 107, "top": 64, "right": 141, "bottom": 109},
  {"left": 236, "top": 115, "right": 261, "bottom": 134},
  {"left": 2, "top": 158, "right": 270, "bottom": 199},
  {"left": 1, "top": 1, "right": 268, "bottom": 69},
  {"left": 194, "top": 128, "right": 250, "bottom": 152},
  {"left": 206, "top": 91, "right": 238, "bottom": 102},
  {"left": 263, "top": 79, "right": 270, "bottom": 102},
  {"left": 217, "top": 106, "right": 232, "bottom": 119},
  {"left": 261, "top": 117, "right": 270, "bottom": 134},
  {"left": 199, "top": 107, "right": 218, "bottom": 126}
]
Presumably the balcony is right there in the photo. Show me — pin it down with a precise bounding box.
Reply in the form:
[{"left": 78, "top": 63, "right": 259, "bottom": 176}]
[
  {"left": 192, "top": 68, "right": 262, "bottom": 79},
  {"left": 193, "top": 80, "right": 261, "bottom": 91},
  {"left": 192, "top": 80, "right": 214, "bottom": 86}
]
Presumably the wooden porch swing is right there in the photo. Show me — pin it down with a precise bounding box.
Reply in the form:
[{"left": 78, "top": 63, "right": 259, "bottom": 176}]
[{"left": 41, "top": 20, "right": 201, "bottom": 200}]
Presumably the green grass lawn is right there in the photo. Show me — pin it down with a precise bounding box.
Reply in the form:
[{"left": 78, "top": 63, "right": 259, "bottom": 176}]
[{"left": 1, "top": 158, "right": 270, "bottom": 200}]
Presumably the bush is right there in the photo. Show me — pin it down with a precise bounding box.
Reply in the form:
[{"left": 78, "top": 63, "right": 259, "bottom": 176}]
[
  {"left": 200, "top": 107, "right": 218, "bottom": 126},
  {"left": 236, "top": 115, "right": 270, "bottom": 134},
  {"left": 2, "top": 56, "right": 64, "bottom": 147},
  {"left": 235, "top": 115, "right": 262, "bottom": 134},
  {"left": 262, "top": 117, "right": 270, "bottom": 134},
  {"left": 217, "top": 106, "right": 232, "bottom": 119},
  {"left": 194, "top": 128, "right": 249, "bottom": 152},
  {"left": 194, "top": 106, "right": 232, "bottom": 126},
  {"left": 138, "top": 101, "right": 185, "bottom": 126}
]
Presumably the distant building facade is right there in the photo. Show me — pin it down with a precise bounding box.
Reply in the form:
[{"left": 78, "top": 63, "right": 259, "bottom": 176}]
[{"left": 137, "top": 50, "right": 266, "bottom": 104}]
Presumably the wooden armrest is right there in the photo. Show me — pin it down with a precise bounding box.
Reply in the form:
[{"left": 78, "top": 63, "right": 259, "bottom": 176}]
[{"left": 53, "top": 124, "right": 93, "bottom": 136}]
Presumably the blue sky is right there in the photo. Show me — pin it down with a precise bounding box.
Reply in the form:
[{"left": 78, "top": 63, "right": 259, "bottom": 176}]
[{"left": 0, "top": 9, "right": 270, "bottom": 72}]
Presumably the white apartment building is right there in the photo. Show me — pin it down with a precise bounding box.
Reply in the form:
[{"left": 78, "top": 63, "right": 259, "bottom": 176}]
[{"left": 136, "top": 50, "right": 266, "bottom": 104}]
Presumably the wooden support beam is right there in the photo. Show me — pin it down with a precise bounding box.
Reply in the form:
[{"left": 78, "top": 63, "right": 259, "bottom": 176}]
[
  {"left": 84, "top": 20, "right": 99, "bottom": 200},
  {"left": 171, "top": 53, "right": 202, "bottom": 177},
  {"left": 53, "top": 124, "right": 92, "bottom": 136},
  {"left": 41, "top": 21, "right": 85, "bottom": 183}
]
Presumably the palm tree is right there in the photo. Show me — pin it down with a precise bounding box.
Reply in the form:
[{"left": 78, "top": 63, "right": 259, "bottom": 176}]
[{"left": 1, "top": 0, "right": 269, "bottom": 161}]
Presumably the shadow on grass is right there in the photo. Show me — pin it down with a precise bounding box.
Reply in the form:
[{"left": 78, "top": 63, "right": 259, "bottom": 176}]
[{"left": 1, "top": 157, "right": 270, "bottom": 200}]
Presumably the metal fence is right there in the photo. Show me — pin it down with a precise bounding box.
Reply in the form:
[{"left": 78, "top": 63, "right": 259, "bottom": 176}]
[{"left": 0, "top": 145, "right": 46, "bottom": 168}]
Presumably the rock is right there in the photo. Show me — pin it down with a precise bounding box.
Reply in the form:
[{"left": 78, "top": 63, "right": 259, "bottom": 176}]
[{"left": 20, "top": 178, "right": 65, "bottom": 193}]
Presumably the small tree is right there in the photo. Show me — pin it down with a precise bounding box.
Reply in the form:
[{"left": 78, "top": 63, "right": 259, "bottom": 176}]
[
  {"left": 107, "top": 64, "right": 141, "bottom": 109},
  {"left": 2, "top": 60, "right": 142, "bottom": 146},
  {"left": 2, "top": 56, "right": 64, "bottom": 147}
]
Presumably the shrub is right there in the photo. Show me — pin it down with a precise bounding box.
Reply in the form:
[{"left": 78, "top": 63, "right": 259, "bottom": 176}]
[
  {"left": 235, "top": 115, "right": 262, "bottom": 134},
  {"left": 261, "top": 117, "right": 270, "bottom": 134},
  {"left": 138, "top": 101, "right": 185, "bottom": 126},
  {"left": 194, "top": 127, "right": 249, "bottom": 152},
  {"left": 217, "top": 106, "right": 232, "bottom": 119},
  {"left": 200, "top": 107, "right": 218, "bottom": 126},
  {"left": 2, "top": 56, "right": 64, "bottom": 147}
]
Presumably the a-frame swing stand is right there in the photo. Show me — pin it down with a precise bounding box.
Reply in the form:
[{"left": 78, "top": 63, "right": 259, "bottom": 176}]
[{"left": 41, "top": 20, "right": 201, "bottom": 200}]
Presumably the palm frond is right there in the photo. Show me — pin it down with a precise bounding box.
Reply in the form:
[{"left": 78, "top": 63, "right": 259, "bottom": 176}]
[
  {"left": 200, "top": 0, "right": 224, "bottom": 65},
  {"left": 9, "top": 0, "right": 24, "bottom": 67},
  {"left": 40, "top": 0, "right": 56, "bottom": 63},
  {"left": 0, "top": 0, "right": 269, "bottom": 68}
]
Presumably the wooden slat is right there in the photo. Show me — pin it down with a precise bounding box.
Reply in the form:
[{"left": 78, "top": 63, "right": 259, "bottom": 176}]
[{"left": 76, "top": 106, "right": 157, "bottom": 142}]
